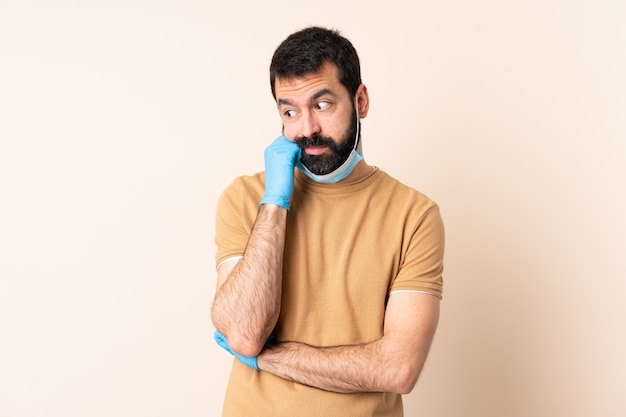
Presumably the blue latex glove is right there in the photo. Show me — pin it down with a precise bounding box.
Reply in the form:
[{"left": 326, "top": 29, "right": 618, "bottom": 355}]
[
  {"left": 213, "top": 330, "right": 259, "bottom": 370},
  {"left": 260, "top": 135, "right": 302, "bottom": 210}
]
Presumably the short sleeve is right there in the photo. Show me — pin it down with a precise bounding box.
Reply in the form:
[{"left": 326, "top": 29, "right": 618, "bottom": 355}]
[
  {"left": 214, "top": 175, "right": 264, "bottom": 268},
  {"left": 390, "top": 205, "right": 445, "bottom": 298}
]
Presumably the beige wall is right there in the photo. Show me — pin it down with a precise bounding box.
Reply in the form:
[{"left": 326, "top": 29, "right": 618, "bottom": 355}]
[{"left": 1, "top": 1, "right": 624, "bottom": 416}]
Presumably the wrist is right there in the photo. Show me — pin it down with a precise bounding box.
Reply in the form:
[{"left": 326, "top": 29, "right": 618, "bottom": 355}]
[{"left": 259, "top": 202, "right": 289, "bottom": 215}]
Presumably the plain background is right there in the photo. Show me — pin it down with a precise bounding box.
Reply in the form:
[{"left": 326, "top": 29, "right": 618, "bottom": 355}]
[{"left": 1, "top": 1, "right": 624, "bottom": 416}]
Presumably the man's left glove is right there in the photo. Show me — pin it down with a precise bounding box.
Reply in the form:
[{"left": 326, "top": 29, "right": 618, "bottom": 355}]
[{"left": 213, "top": 330, "right": 259, "bottom": 370}]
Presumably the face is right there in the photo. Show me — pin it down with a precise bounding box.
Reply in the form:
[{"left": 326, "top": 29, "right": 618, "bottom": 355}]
[{"left": 275, "top": 62, "right": 365, "bottom": 175}]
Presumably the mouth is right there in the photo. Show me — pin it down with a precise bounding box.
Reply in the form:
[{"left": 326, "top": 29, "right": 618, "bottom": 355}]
[{"left": 303, "top": 145, "right": 329, "bottom": 156}]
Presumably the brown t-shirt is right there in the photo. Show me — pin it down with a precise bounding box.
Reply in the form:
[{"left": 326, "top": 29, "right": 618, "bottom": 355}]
[{"left": 215, "top": 167, "right": 444, "bottom": 417}]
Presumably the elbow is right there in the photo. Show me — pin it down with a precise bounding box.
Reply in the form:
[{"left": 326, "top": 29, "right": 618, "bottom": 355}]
[
  {"left": 212, "top": 307, "right": 277, "bottom": 357},
  {"left": 212, "top": 325, "right": 265, "bottom": 359},
  {"left": 228, "top": 336, "right": 264, "bottom": 358},
  {"left": 211, "top": 326, "right": 268, "bottom": 358},
  {"left": 388, "top": 365, "right": 421, "bottom": 395},
  {"left": 395, "top": 375, "right": 418, "bottom": 395},
  {"left": 212, "top": 315, "right": 264, "bottom": 357}
]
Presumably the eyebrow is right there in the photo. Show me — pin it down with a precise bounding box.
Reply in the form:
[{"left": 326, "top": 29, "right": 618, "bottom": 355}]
[{"left": 277, "top": 88, "right": 337, "bottom": 107}]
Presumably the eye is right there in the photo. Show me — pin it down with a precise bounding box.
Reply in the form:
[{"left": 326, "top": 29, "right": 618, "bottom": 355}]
[
  {"left": 315, "top": 101, "right": 331, "bottom": 111},
  {"left": 283, "top": 109, "right": 297, "bottom": 118}
]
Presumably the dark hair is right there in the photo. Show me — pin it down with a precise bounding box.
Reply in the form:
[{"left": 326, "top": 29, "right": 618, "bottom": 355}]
[{"left": 269, "top": 26, "right": 362, "bottom": 99}]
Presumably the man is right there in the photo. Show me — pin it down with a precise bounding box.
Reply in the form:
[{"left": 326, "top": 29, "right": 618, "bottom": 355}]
[{"left": 211, "top": 26, "right": 444, "bottom": 417}]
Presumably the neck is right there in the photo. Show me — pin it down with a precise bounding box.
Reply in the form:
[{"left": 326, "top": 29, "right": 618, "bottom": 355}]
[{"left": 339, "top": 159, "right": 372, "bottom": 184}]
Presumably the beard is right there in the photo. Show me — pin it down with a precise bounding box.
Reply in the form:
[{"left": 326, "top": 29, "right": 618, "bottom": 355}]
[{"left": 294, "top": 111, "right": 359, "bottom": 175}]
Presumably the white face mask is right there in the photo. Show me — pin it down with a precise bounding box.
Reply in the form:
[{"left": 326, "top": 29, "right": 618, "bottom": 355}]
[{"left": 296, "top": 96, "right": 362, "bottom": 183}]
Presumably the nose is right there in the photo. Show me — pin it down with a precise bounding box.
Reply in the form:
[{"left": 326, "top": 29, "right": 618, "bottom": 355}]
[{"left": 300, "top": 111, "right": 320, "bottom": 138}]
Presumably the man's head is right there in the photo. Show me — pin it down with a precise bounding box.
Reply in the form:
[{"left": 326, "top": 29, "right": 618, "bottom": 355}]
[
  {"left": 270, "top": 26, "right": 362, "bottom": 100},
  {"left": 270, "top": 27, "right": 368, "bottom": 179}
]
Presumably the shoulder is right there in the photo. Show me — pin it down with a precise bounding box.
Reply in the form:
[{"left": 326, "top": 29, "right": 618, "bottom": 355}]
[
  {"left": 217, "top": 172, "right": 265, "bottom": 213},
  {"left": 373, "top": 170, "right": 440, "bottom": 217},
  {"left": 220, "top": 172, "right": 265, "bottom": 198}
]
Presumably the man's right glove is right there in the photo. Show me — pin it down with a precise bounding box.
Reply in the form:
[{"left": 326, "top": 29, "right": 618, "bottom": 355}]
[{"left": 260, "top": 135, "right": 301, "bottom": 211}]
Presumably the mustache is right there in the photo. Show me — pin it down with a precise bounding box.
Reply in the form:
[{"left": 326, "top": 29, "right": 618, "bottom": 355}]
[{"left": 294, "top": 134, "right": 336, "bottom": 149}]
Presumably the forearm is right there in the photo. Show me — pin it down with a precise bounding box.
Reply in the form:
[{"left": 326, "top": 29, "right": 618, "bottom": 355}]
[
  {"left": 212, "top": 204, "right": 287, "bottom": 356},
  {"left": 257, "top": 294, "right": 440, "bottom": 394},
  {"left": 257, "top": 338, "right": 423, "bottom": 395}
]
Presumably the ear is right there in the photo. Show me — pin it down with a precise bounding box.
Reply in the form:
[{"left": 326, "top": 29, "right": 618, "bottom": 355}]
[{"left": 356, "top": 84, "right": 370, "bottom": 118}]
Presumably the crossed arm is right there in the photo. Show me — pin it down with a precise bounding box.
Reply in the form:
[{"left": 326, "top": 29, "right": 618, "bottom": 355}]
[
  {"left": 257, "top": 291, "right": 439, "bottom": 394},
  {"left": 211, "top": 201, "right": 440, "bottom": 394}
]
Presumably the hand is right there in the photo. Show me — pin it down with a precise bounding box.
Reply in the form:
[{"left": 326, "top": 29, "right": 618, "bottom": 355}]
[
  {"left": 213, "top": 330, "right": 259, "bottom": 370},
  {"left": 260, "top": 135, "right": 301, "bottom": 210}
]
